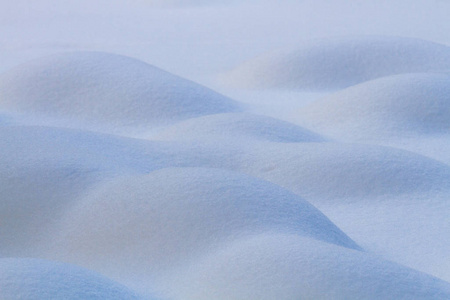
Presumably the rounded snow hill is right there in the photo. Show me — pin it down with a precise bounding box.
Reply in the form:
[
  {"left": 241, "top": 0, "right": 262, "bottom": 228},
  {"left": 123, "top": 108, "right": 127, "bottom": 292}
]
[
  {"left": 170, "top": 233, "right": 450, "bottom": 300},
  {"left": 0, "top": 125, "right": 231, "bottom": 255},
  {"left": 237, "top": 142, "right": 450, "bottom": 202},
  {"left": 297, "top": 73, "right": 450, "bottom": 140},
  {"left": 0, "top": 51, "right": 239, "bottom": 129},
  {"left": 48, "top": 167, "right": 360, "bottom": 281},
  {"left": 0, "top": 258, "right": 144, "bottom": 300},
  {"left": 0, "top": 126, "right": 111, "bottom": 255},
  {"left": 222, "top": 36, "right": 450, "bottom": 91},
  {"left": 153, "top": 112, "right": 325, "bottom": 143}
]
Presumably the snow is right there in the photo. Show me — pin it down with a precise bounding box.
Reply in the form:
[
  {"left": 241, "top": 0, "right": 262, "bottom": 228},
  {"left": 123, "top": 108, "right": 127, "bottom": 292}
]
[
  {"left": 44, "top": 167, "right": 359, "bottom": 291},
  {"left": 231, "top": 142, "right": 450, "bottom": 201},
  {"left": 221, "top": 36, "right": 450, "bottom": 91},
  {"left": 297, "top": 73, "right": 450, "bottom": 140},
  {"left": 152, "top": 112, "right": 325, "bottom": 143},
  {"left": 1, "top": 0, "right": 450, "bottom": 299},
  {"left": 169, "top": 233, "right": 450, "bottom": 300},
  {"left": 0, "top": 258, "right": 145, "bottom": 299},
  {"left": 0, "top": 125, "right": 239, "bottom": 256},
  {"left": 0, "top": 51, "right": 239, "bottom": 134}
]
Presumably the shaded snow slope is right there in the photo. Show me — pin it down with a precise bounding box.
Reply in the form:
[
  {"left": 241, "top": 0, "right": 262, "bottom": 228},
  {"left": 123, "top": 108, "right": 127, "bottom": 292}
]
[
  {"left": 0, "top": 125, "right": 238, "bottom": 255},
  {"left": 170, "top": 233, "right": 450, "bottom": 300},
  {"left": 153, "top": 112, "right": 325, "bottom": 143},
  {"left": 0, "top": 125, "right": 237, "bottom": 178},
  {"left": 47, "top": 167, "right": 359, "bottom": 283},
  {"left": 222, "top": 36, "right": 450, "bottom": 91},
  {"left": 233, "top": 142, "right": 450, "bottom": 202},
  {"left": 0, "top": 52, "right": 239, "bottom": 132},
  {"left": 318, "top": 193, "right": 450, "bottom": 283},
  {"left": 297, "top": 73, "right": 450, "bottom": 140},
  {"left": 0, "top": 258, "right": 145, "bottom": 300}
]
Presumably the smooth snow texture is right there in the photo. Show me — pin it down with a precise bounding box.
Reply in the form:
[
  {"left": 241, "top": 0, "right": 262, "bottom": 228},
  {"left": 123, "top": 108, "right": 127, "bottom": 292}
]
[
  {"left": 170, "top": 233, "right": 450, "bottom": 300},
  {"left": 0, "top": 51, "right": 239, "bottom": 131},
  {"left": 316, "top": 192, "right": 450, "bottom": 283},
  {"left": 142, "top": 0, "right": 240, "bottom": 8},
  {"left": 0, "top": 113, "right": 12, "bottom": 125},
  {"left": 0, "top": 124, "right": 222, "bottom": 181},
  {"left": 153, "top": 112, "right": 325, "bottom": 143},
  {"left": 47, "top": 167, "right": 359, "bottom": 282},
  {"left": 297, "top": 73, "right": 450, "bottom": 140},
  {"left": 222, "top": 36, "right": 450, "bottom": 91},
  {"left": 2, "top": 0, "right": 450, "bottom": 298},
  {"left": 234, "top": 142, "right": 450, "bottom": 202},
  {"left": 0, "top": 258, "right": 144, "bottom": 299},
  {"left": 0, "top": 126, "right": 109, "bottom": 255},
  {"left": 0, "top": 125, "right": 238, "bottom": 255}
]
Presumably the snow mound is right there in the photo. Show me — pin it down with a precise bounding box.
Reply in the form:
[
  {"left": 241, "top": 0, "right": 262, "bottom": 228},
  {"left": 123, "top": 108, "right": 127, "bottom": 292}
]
[
  {"left": 297, "top": 73, "right": 450, "bottom": 140},
  {"left": 0, "top": 125, "right": 233, "bottom": 255},
  {"left": 153, "top": 112, "right": 324, "bottom": 143},
  {"left": 171, "top": 233, "right": 450, "bottom": 300},
  {"left": 0, "top": 126, "right": 110, "bottom": 255},
  {"left": 48, "top": 167, "right": 359, "bottom": 281},
  {"left": 237, "top": 142, "right": 450, "bottom": 201},
  {"left": 0, "top": 258, "right": 144, "bottom": 299},
  {"left": 0, "top": 52, "right": 239, "bottom": 129},
  {"left": 222, "top": 36, "right": 450, "bottom": 91}
]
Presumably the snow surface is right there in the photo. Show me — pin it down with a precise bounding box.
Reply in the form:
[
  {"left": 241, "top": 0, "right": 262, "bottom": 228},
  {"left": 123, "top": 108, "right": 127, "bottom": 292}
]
[
  {"left": 297, "top": 73, "right": 450, "bottom": 140},
  {"left": 44, "top": 168, "right": 358, "bottom": 280},
  {"left": 231, "top": 142, "right": 450, "bottom": 201},
  {"left": 0, "top": 52, "right": 239, "bottom": 134},
  {"left": 153, "top": 112, "right": 325, "bottom": 143},
  {"left": 170, "top": 234, "right": 450, "bottom": 300},
  {"left": 222, "top": 36, "right": 450, "bottom": 91},
  {"left": 1, "top": 0, "right": 450, "bottom": 299},
  {"left": 0, "top": 258, "right": 145, "bottom": 299}
]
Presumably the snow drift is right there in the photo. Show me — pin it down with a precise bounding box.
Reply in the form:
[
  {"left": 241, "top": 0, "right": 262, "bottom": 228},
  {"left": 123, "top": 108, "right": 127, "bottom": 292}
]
[
  {"left": 0, "top": 125, "right": 237, "bottom": 255},
  {"left": 222, "top": 36, "right": 450, "bottom": 91},
  {"left": 297, "top": 73, "right": 450, "bottom": 140},
  {"left": 47, "top": 167, "right": 360, "bottom": 284},
  {"left": 2, "top": 1, "right": 450, "bottom": 298},
  {"left": 0, "top": 52, "right": 239, "bottom": 131},
  {"left": 234, "top": 142, "right": 450, "bottom": 202},
  {"left": 0, "top": 258, "right": 144, "bottom": 299},
  {"left": 170, "top": 233, "right": 450, "bottom": 300},
  {"left": 153, "top": 112, "right": 325, "bottom": 143}
]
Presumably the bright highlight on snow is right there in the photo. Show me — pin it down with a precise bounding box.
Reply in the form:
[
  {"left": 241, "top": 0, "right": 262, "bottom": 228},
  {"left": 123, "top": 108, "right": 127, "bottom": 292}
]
[{"left": 1, "top": 0, "right": 450, "bottom": 299}]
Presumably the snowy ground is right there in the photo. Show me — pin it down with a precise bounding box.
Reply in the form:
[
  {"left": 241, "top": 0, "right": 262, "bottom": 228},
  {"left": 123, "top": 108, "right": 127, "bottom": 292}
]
[{"left": 1, "top": 1, "right": 450, "bottom": 299}]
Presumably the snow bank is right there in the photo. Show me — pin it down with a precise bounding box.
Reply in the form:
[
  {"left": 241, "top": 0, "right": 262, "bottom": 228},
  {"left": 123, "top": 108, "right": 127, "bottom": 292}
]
[
  {"left": 317, "top": 192, "right": 450, "bottom": 282},
  {"left": 170, "top": 233, "right": 450, "bottom": 300},
  {"left": 0, "top": 126, "right": 109, "bottom": 255},
  {"left": 0, "top": 258, "right": 144, "bottom": 299},
  {"left": 47, "top": 167, "right": 359, "bottom": 282},
  {"left": 153, "top": 112, "right": 324, "bottom": 143},
  {"left": 297, "top": 73, "right": 450, "bottom": 140},
  {"left": 222, "top": 36, "right": 450, "bottom": 91},
  {"left": 0, "top": 125, "right": 234, "bottom": 255},
  {"left": 0, "top": 52, "right": 239, "bottom": 131},
  {"left": 235, "top": 142, "right": 450, "bottom": 201}
]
